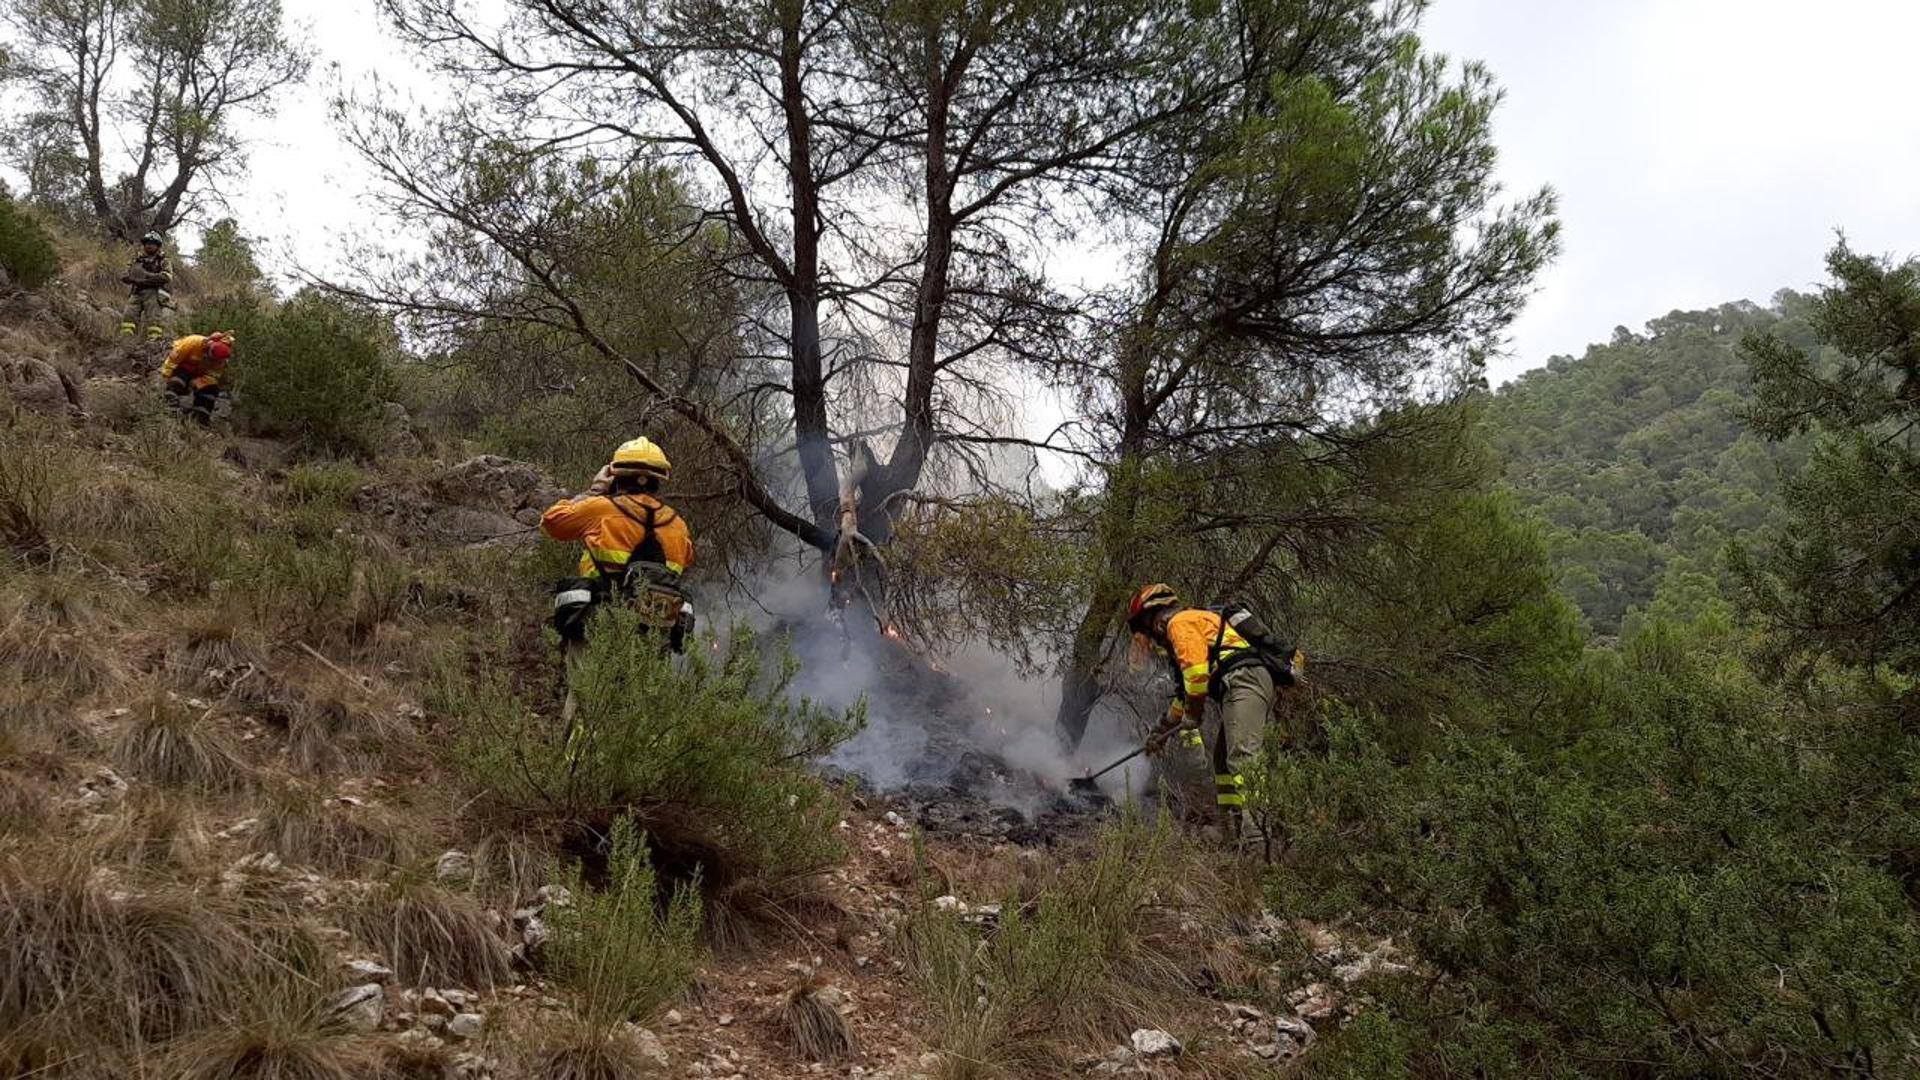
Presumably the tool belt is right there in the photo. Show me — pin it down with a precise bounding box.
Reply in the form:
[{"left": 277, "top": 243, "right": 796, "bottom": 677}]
[{"left": 550, "top": 562, "right": 694, "bottom": 652}]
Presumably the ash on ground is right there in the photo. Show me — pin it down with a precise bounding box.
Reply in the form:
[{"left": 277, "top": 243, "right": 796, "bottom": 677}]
[{"left": 814, "top": 654, "right": 1113, "bottom": 845}]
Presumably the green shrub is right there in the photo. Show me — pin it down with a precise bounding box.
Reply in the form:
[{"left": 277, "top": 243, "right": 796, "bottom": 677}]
[
  {"left": 1254, "top": 612, "right": 1920, "bottom": 1076},
  {"left": 241, "top": 531, "right": 412, "bottom": 644},
  {"left": 283, "top": 461, "right": 365, "bottom": 508},
  {"left": 0, "top": 195, "right": 58, "bottom": 290},
  {"left": 199, "top": 290, "right": 389, "bottom": 456},
  {"left": 546, "top": 816, "right": 703, "bottom": 1027},
  {"left": 456, "top": 613, "right": 864, "bottom": 892}
]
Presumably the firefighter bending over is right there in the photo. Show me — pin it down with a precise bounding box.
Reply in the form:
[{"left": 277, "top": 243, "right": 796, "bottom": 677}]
[{"left": 1127, "top": 583, "right": 1304, "bottom": 837}]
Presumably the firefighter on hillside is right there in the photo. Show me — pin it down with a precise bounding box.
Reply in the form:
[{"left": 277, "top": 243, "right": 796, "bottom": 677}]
[
  {"left": 1127, "top": 583, "right": 1303, "bottom": 837},
  {"left": 541, "top": 437, "right": 695, "bottom": 721},
  {"left": 120, "top": 231, "right": 175, "bottom": 340},
  {"left": 160, "top": 332, "right": 234, "bottom": 425}
]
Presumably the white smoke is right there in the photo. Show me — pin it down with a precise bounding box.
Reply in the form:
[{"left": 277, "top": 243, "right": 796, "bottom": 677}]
[{"left": 709, "top": 567, "right": 1166, "bottom": 806}]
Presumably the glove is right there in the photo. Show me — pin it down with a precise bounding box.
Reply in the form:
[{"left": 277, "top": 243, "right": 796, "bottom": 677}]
[
  {"left": 1143, "top": 707, "right": 1191, "bottom": 756},
  {"left": 584, "top": 463, "right": 616, "bottom": 496}
]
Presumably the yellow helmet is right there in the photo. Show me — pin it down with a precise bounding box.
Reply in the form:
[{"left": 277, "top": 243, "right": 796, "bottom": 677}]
[{"left": 610, "top": 436, "right": 671, "bottom": 478}]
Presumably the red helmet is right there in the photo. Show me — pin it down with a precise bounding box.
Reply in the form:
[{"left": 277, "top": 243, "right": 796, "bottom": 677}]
[
  {"left": 208, "top": 338, "right": 232, "bottom": 362},
  {"left": 1126, "top": 583, "right": 1179, "bottom": 628}
]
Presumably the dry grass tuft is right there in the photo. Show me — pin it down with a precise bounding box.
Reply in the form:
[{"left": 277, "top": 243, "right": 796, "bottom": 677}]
[
  {"left": 523, "top": 1023, "right": 655, "bottom": 1080},
  {"left": 0, "top": 684, "right": 95, "bottom": 761},
  {"left": 0, "top": 853, "right": 251, "bottom": 1054},
  {"left": 87, "top": 788, "right": 210, "bottom": 869},
  {"left": 905, "top": 812, "right": 1221, "bottom": 1079},
  {"left": 0, "top": 774, "right": 55, "bottom": 839},
  {"left": 0, "top": 569, "right": 127, "bottom": 701},
  {"left": 779, "top": 974, "right": 858, "bottom": 1063},
  {"left": 165, "top": 990, "right": 385, "bottom": 1080},
  {"left": 167, "top": 600, "right": 266, "bottom": 686},
  {"left": 252, "top": 781, "right": 414, "bottom": 874},
  {"left": 348, "top": 874, "right": 513, "bottom": 991},
  {"left": 113, "top": 692, "right": 251, "bottom": 791},
  {"left": 0, "top": 418, "right": 62, "bottom": 562},
  {"left": 286, "top": 686, "right": 411, "bottom": 775}
]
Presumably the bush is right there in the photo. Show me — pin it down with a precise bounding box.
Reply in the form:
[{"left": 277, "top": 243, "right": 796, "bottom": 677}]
[
  {"left": 545, "top": 817, "right": 703, "bottom": 1026},
  {"left": 456, "top": 613, "right": 864, "bottom": 894},
  {"left": 1254, "top": 612, "right": 1920, "bottom": 1076},
  {"left": 242, "top": 531, "right": 413, "bottom": 645},
  {"left": 0, "top": 194, "right": 58, "bottom": 290},
  {"left": 199, "top": 290, "right": 390, "bottom": 456}
]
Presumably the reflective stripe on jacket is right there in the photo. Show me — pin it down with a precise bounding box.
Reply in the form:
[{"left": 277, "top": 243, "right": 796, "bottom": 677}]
[
  {"left": 540, "top": 493, "right": 693, "bottom": 579},
  {"left": 1164, "top": 607, "right": 1252, "bottom": 711}
]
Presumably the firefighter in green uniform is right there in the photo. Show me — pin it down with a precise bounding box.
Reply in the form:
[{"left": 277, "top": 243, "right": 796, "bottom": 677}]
[{"left": 120, "top": 231, "right": 175, "bottom": 340}]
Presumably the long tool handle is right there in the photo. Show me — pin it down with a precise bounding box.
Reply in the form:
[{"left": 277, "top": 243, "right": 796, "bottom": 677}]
[{"left": 1083, "top": 745, "right": 1148, "bottom": 783}]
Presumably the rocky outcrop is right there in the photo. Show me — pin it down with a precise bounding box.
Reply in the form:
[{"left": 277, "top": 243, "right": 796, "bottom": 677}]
[
  {"left": 3, "top": 356, "right": 82, "bottom": 415},
  {"left": 357, "top": 454, "right": 566, "bottom": 546},
  {"left": 375, "top": 401, "right": 424, "bottom": 459}
]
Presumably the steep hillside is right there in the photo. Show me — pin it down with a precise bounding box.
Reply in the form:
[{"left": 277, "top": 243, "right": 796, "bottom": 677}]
[
  {"left": 1485, "top": 298, "right": 1814, "bottom": 633},
  {"left": 0, "top": 253, "right": 1381, "bottom": 1079}
]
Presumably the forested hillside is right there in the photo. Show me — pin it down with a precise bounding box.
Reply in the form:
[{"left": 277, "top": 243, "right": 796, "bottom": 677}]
[
  {"left": 5, "top": 0, "right": 1919, "bottom": 1072},
  {"left": 1487, "top": 298, "right": 1815, "bottom": 633}
]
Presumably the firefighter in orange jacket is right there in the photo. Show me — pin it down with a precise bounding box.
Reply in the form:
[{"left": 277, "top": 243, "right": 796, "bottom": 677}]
[
  {"left": 1128, "top": 583, "right": 1283, "bottom": 831},
  {"left": 541, "top": 436, "right": 694, "bottom": 643},
  {"left": 160, "top": 332, "right": 234, "bottom": 424}
]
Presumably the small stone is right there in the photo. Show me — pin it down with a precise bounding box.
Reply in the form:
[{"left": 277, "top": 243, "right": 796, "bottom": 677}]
[
  {"left": 446, "top": 1012, "right": 486, "bottom": 1039},
  {"left": 435, "top": 849, "right": 475, "bottom": 884},
  {"left": 327, "top": 983, "right": 385, "bottom": 1033},
  {"left": 534, "top": 884, "right": 573, "bottom": 907},
  {"left": 883, "top": 811, "right": 907, "bottom": 828},
  {"left": 341, "top": 958, "right": 395, "bottom": 983},
  {"left": 1274, "top": 1013, "right": 1315, "bottom": 1042},
  {"left": 1129, "top": 1029, "right": 1181, "bottom": 1058},
  {"left": 931, "top": 895, "right": 965, "bottom": 913},
  {"left": 717, "top": 1013, "right": 734, "bottom": 1027},
  {"left": 623, "top": 1024, "right": 670, "bottom": 1069},
  {"left": 395, "top": 1029, "right": 444, "bottom": 1052},
  {"left": 663, "top": 1008, "right": 685, "bottom": 1026},
  {"left": 420, "top": 989, "right": 456, "bottom": 1017}
]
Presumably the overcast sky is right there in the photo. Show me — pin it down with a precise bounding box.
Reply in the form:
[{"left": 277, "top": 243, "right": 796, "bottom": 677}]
[
  {"left": 1419, "top": 0, "right": 1920, "bottom": 381},
  {"left": 47, "top": 0, "right": 1920, "bottom": 386}
]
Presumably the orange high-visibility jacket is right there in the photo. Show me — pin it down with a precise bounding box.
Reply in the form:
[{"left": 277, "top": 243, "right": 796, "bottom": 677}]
[
  {"left": 1163, "top": 608, "right": 1253, "bottom": 722},
  {"left": 161, "top": 335, "right": 227, "bottom": 390},
  {"left": 540, "top": 493, "right": 693, "bottom": 579}
]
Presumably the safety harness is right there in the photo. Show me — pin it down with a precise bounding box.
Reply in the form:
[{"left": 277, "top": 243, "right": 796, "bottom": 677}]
[{"left": 552, "top": 496, "right": 693, "bottom": 649}]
